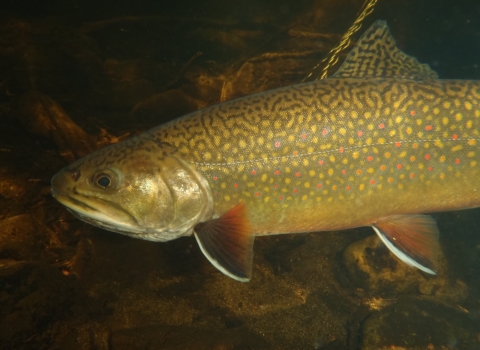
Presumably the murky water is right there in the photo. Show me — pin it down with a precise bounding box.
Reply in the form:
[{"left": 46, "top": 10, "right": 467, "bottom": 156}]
[{"left": 0, "top": 0, "right": 479, "bottom": 349}]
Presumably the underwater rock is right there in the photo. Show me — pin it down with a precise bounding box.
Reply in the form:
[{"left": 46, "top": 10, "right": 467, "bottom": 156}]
[
  {"left": 0, "top": 214, "right": 44, "bottom": 261},
  {"left": 15, "top": 90, "right": 97, "bottom": 160},
  {"left": 0, "top": 262, "right": 88, "bottom": 349},
  {"left": 0, "top": 20, "right": 104, "bottom": 98},
  {"left": 360, "top": 299, "right": 480, "bottom": 349},
  {"left": 342, "top": 234, "right": 468, "bottom": 301}
]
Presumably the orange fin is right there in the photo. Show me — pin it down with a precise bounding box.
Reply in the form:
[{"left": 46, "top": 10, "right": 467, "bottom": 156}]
[
  {"left": 372, "top": 214, "right": 440, "bottom": 274},
  {"left": 194, "top": 202, "right": 254, "bottom": 282}
]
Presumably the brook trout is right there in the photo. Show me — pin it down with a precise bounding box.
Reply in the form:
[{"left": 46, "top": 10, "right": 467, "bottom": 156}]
[{"left": 51, "top": 21, "right": 480, "bottom": 281}]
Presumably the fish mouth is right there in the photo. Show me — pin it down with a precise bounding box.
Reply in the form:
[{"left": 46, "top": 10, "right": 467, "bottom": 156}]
[
  {"left": 50, "top": 186, "right": 193, "bottom": 241},
  {"left": 50, "top": 186, "right": 142, "bottom": 235}
]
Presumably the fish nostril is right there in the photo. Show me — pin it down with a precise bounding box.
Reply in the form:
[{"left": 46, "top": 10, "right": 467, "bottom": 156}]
[{"left": 70, "top": 168, "right": 81, "bottom": 182}]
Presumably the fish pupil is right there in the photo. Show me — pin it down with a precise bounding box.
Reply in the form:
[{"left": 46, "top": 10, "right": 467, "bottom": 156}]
[{"left": 97, "top": 176, "right": 111, "bottom": 189}]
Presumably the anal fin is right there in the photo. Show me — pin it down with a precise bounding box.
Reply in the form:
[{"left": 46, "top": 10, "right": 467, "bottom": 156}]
[
  {"left": 372, "top": 214, "right": 440, "bottom": 274},
  {"left": 194, "top": 202, "right": 254, "bottom": 282}
]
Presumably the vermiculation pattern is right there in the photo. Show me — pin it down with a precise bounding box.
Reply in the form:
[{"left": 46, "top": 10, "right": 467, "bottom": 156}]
[{"left": 151, "top": 77, "right": 480, "bottom": 233}]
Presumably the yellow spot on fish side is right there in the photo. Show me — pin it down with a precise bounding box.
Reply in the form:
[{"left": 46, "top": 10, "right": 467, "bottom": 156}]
[
  {"left": 328, "top": 169, "right": 334, "bottom": 175},
  {"left": 309, "top": 170, "right": 315, "bottom": 177},
  {"left": 465, "top": 102, "right": 473, "bottom": 110},
  {"left": 466, "top": 120, "right": 473, "bottom": 129},
  {"left": 224, "top": 195, "right": 230, "bottom": 201},
  {"left": 353, "top": 152, "right": 359, "bottom": 159},
  {"left": 439, "top": 156, "right": 446, "bottom": 162},
  {"left": 261, "top": 174, "right": 267, "bottom": 182},
  {"left": 455, "top": 113, "right": 462, "bottom": 121},
  {"left": 285, "top": 178, "right": 291, "bottom": 184},
  {"left": 451, "top": 145, "right": 463, "bottom": 152},
  {"left": 471, "top": 160, "right": 477, "bottom": 167},
  {"left": 468, "top": 151, "right": 475, "bottom": 158},
  {"left": 443, "top": 101, "right": 451, "bottom": 109},
  {"left": 239, "top": 139, "right": 247, "bottom": 148},
  {"left": 442, "top": 117, "right": 449, "bottom": 125},
  {"left": 433, "top": 107, "right": 440, "bottom": 115},
  {"left": 258, "top": 137, "right": 264, "bottom": 146},
  {"left": 396, "top": 116, "right": 402, "bottom": 124},
  {"left": 302, "top": 195, "right": 308, "bottom": 201},
  {"left": 329, "top": 155, "right": 335, "bottom": 163},
  {"left": 406, "top": 127, "right": 413, "bottom": 135},
  {"left": 305, "top": 182, "right": 310, "bottom": 188},
  {"left": 339, "top": 128, "right": 346, "bottom": 135}
]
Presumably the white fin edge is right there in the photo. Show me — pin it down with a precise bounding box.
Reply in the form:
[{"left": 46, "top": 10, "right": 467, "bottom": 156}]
[
  {"left": 372, "top": 226, "right": 436, "bottom": 275},
  {"left": 194, "top": 232, "right": 250, "bottom": 282}
]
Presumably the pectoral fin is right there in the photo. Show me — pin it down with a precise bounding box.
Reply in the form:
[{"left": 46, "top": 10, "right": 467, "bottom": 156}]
[
  {"left": 372, "top": 214, "right": 440, "bottom": 274},
  {"left": 194, "top": 202, "right": 254, "bottom": 282}
]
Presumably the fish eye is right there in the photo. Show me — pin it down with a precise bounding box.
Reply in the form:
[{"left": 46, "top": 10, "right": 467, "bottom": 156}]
[{"left": 93, "top": 171, "right": 117, "bottom": 190}]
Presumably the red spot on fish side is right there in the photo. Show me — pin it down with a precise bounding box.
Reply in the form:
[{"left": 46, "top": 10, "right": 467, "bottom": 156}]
[
  {"left": 341, "top": 169, "right": 347, "bottom": 175},
  {"left": 295, "top": 172, "right": 301, "bottom": 177},
  {"left": 381, "top": 165, "right": 386, "bottom": 171},
  {"left": 367, "top": 155, "right": 373, "bottom": 162},
  {"left": 251, "top": 169, "right": 257, "bottom": 175},
  {"left": 385, "top": 152, "right": 391, "bottom": 158},
  {"left": 322, "top": 128, "right": 329, "bottom": 136},
  {"left": 213, "top": 176, "right": 218, "bottom": 181},
  {"left": 452, "top": 134, "right": 459, "bottom": 140},
  {"left": 278, "top": 195, "right": 283, "bottom": 200},
  {"left": 234, "top": 183, "right": 239, "bottom": 189},
  {"left": 317, "top": 183, "right": 322, "bottom": 189},
  {"left": 428, "top": 166, "right": 434, "bottom": 171},
  {"left": 332, "top": 185, "right": 337, "bottom": 190},
  {"left": 395, "top": 142, "right": 402, "bottom": 147},
  {"left": 413, "top": 143, "right": 418, "bottom": 149},
  {"left": 388, "top": 177, "right": 393, "bottom": 183},
  {"left": 410, "top": 173, "right": 415, "bottom": 179},
  {"left": 455, "top": 158, "right": 461, "bottom": 164},
  {"left": 301, "top": 133, "right": 307, "bottom": 139},
  {"left": 410, "top": 110, "right": 416, "bottom": 116},
  {"left": 356, "top": 169, "right": 362, "bottom": 175},
  {"left": 214, "top": 192, "right": 218, "bottom": 197},
  {"left": 370, "top": 179, "right": 376, "bottom": 185},
  {"left": 396, "top": 164, "right": 403, "bottom": 170},
  {"left": 425, "top": 125, "right": 433, "bottom": 131},
  {"left": 275, "top": 141, "right": 281, "bottom": 148},
  {"left": 293, "top": 151, "right": 298, "bottom": 156},
  {"left": 293, "top": 188, "right": 298, "bottom": 194},
  {"left": 274, "top": 184, "right": 279, "bottom": 189},
  {"left": 378, "top": 123, "right": 385, "bottom": 129},
  {"left": 274, "top": 169, "right": 280, "bottom": 175},
  {"left": 255, "top": 192, "right": 261, "bottom": 197},
  {"left": 346, "top": 185, "right": 351, "bottom": 191},
  {"left": 318, "top": 160, "right": 324, "bottom": 165},
  {"left": 425, "top": 154, "right": 431, "bottom": 160},
  {"left": 357, "top": 130, "right": 364, "bottom": 137},
  {"left": 339, "top": 147, "right": 345, "bottom": 153}
]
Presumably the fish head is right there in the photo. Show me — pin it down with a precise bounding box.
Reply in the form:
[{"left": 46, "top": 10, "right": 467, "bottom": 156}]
[{"left": 51, "top": 138, "right": 213, "bottom": 241}]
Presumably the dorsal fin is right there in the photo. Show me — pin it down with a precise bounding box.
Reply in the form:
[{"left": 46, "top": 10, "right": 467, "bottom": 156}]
[{"left": 332, "top": 20, "right": 438, "bottom": 80}]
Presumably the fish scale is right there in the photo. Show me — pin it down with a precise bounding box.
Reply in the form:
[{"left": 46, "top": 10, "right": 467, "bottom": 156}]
[{"left": 51, "top": 20, "right": 480, "bottom": 281}]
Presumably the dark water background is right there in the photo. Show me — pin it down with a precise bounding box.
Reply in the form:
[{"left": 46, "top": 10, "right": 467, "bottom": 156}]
[{"left": 0, "top": 0, "right": 479, "bottom": 349}]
